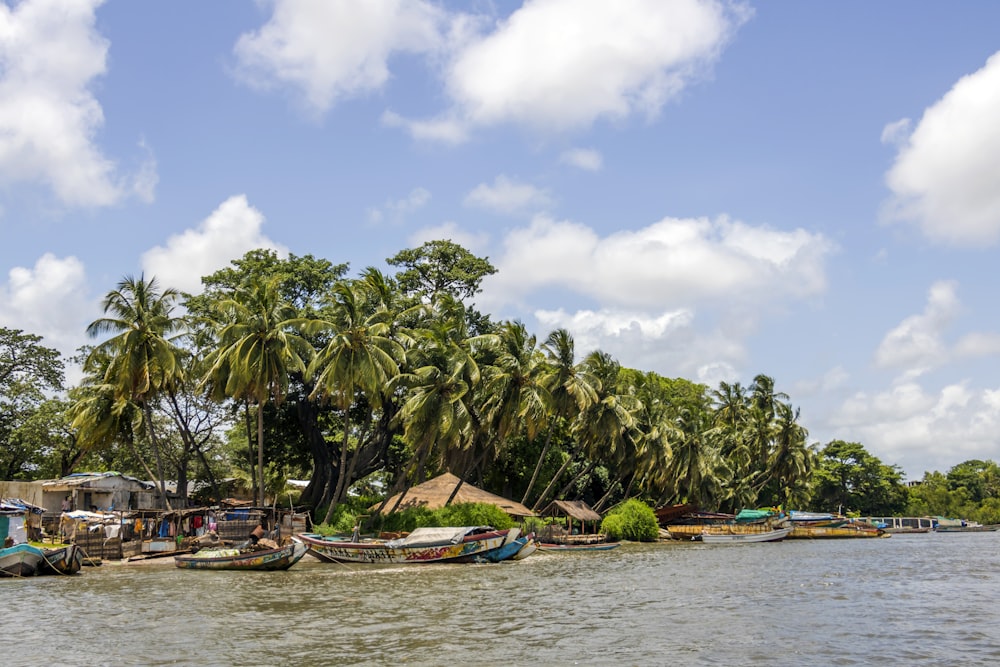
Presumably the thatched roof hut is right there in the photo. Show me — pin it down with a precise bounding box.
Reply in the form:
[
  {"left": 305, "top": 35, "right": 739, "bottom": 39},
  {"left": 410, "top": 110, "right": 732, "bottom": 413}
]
[
  {"left": 538, "top": 500, "right": 606, "bottom": 541},
  {"left": 375, "top": 472, "right": 535, "bottom": 518}
]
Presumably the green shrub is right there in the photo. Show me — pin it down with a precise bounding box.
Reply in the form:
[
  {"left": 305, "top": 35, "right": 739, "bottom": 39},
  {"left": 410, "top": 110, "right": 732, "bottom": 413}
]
[{"left": 600, "top": 499, "right": 659, "bottom": 542}]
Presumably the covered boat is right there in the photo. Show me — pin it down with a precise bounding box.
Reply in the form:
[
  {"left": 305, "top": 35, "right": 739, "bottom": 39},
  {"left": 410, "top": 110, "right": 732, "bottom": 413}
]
[
  {"left": 174, "top": 542, "right": 307, "bottom": 571},
  {"left": 296, "top": 526, "right": 510, "bottom": 564}
]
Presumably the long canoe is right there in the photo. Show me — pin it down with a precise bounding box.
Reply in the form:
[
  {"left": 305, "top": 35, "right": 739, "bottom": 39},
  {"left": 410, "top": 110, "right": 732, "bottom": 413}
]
[
  {"left": 174, "top": 542, "right": 308, "bottom": 571},
  {"left": 537, "top": 541, "right": 621, "bottom": 552},
  {"left": 297, "top": 526, "right": 510, "bottom": 564},
  {"left": 701, "top": 526, "right": 792, "bottom": 544}
]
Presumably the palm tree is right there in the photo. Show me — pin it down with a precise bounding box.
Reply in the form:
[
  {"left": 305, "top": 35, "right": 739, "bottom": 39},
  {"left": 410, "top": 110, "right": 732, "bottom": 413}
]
[
  {"left": 309, "top": 280, "right": 402, "bottom": 521},
  {"left": 520, "top": 328, "right": 596, "bottom": 506},
  {"left": 85, "top": 275, "right": 184, "bottom": 509},
  {"left": 202, "top": 276, "right": 311, "bottom": 506}
]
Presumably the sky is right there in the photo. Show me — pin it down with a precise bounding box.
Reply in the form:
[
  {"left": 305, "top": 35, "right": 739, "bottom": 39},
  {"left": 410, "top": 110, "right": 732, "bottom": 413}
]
[{"left": 2, "top": 0, "right": 1000, "bottom": 480}]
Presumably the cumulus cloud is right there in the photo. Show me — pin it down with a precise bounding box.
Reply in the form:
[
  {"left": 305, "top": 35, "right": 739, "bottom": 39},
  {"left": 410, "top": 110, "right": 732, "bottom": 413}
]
[
  {"left": 0, "top": 0, "right": 140, "bottom": 207},
  {"left": 141, "top": 195, "right": 288, "bottom": 294},
  {"left": 875, "top": 280, "right": 959, "bottom": 374},
  {"left": 443, "top": 0, "right": 748, "bottom": 132},
  {"left": 0, "top": 253, "right": 95, "bottom": 356},
  {"left": 237, "top": 0, "right": 747, "bottom": 138},
  {"left": 560, "top": 148, "right": 603, "bottom": 171},
  {"left": 484, "top": 213, "right": 832, "bottom": 311},
  {"left": 464, "top": 175, "right": 553, "bottom": 215},
  {"left": 883, "top": 50, "right": 1000, "bottom": 245},
  {"left": 829, "top": 381, "right": 1000, "bottom": 477},
  {"left": 368, "top": 187, "right": 431, "bottom": 224},
  {"left": 233, "top": 0, "right": 451, "bottom": 114}
]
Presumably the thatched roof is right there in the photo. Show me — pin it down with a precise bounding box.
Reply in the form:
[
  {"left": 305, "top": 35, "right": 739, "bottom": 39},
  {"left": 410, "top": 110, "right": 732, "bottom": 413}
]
[
  {"left": 375, "top": 472, "right": 535, "bottom": 518},
  {"left": 539, "top": 499, "right": 602, "bottom": 522}
]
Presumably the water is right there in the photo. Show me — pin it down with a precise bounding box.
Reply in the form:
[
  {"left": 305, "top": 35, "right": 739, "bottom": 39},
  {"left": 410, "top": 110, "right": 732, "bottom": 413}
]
[{"left": 6, "top": 533, "right": 1000, "bottom": 666}]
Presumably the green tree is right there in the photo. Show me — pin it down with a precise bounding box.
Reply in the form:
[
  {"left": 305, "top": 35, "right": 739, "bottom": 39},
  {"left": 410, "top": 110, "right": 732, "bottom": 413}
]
[
  {"left": 202, "top": 276, "right": 311, "bottom": 506},
  {"left": 387, "top": 239, "right": 496, "bottom": 301},
  {"left": 86, "top": 276, "right": 184, "bottom": 509},
  {"left": 811, "top": 440, "right": 908, "bottom": 515}
]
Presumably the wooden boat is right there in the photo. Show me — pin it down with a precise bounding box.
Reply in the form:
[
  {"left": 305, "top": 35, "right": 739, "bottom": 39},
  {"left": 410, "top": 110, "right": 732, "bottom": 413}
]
[
  {"left": 475, "top": 529, "right": 536, "bottom": 563},
  {"left": 701, "top": 526, "right": 792, "bottom": 544},
  {"left": 0, "top": 543, "right": 46, "bottom": 577},
  {"left": 512, "top": 536, "right": 538, "bottom": 560},
  {"left": 537, "top": 540, "right": 621, "bottom": 552},
  {"left": 38, "top": 544, "right": 84, "bottom": 575},
  {"left": 296, "top": 526, "right": 510, "bottom": 564},
  {"left": 174, "top": 542, "right": 308, "bottom": 571},
  {"left": 935, "top": 523, "right": 999, "bottom": 533},
  {"left": 789, "top": 524, "right": 886, "bottom": 539}
]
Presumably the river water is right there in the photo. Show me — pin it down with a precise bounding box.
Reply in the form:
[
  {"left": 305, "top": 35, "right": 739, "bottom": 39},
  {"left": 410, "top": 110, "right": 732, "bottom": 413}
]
[{"left": 6, "top": 532, "right": 1000, "bottom": 666}]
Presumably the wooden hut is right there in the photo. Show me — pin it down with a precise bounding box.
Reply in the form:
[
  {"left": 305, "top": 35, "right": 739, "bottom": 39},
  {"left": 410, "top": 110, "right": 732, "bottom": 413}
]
[
  {"left": 375, "top": 472, "right": 535, "bottom": 519},
  {"left": 538, "top": 500, "right": 609, "bottom": 544}
]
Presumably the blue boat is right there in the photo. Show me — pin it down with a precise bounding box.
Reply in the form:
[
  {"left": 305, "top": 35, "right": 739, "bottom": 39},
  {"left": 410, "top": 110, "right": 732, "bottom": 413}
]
[
  {"left": 0, "top": 543, "right": 46, "bottom": 577},
  {"left": 475, "top": 529, "right": 536, "bottom": 562}
]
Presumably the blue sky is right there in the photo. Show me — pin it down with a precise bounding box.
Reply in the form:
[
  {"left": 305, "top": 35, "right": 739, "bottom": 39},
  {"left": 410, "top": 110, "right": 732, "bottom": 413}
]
[{"left": 2, "top": 0, "right": 1000, "bottom": 479}]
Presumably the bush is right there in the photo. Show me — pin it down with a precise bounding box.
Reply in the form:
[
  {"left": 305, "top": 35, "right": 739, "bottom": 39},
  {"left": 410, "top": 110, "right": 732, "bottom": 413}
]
[{"left": 600, "top": 499, "right": 659, "bottom": 542}]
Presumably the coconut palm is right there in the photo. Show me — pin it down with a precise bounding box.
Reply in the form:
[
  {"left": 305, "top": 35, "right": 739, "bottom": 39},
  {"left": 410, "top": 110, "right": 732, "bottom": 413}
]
[
  {"left": 309, "top": 280, "right": 402, "bottom": 521},
  {"left": 520, "top": 328, "right": 597, "bottom": 506},
  {"left": 85, "top": 275, "right": 184, "bottom": 509},
  {"left": 202, "top": 276, "right": 311, "bottom": 506}
]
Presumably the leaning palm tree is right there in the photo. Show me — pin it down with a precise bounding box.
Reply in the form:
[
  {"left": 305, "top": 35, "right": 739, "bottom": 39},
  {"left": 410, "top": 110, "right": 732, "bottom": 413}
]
[
  {"left": 521, "top": 328, "right": 597, "bottom": 506},
  {"left": 202, "top": 276, "right": 311, "bottom": 506},
  {"left": 308, "top": 280, "right": 402, "bottom": 522},
  {"left": 85, "top": 275, "right": 184, "bottom": 509}
]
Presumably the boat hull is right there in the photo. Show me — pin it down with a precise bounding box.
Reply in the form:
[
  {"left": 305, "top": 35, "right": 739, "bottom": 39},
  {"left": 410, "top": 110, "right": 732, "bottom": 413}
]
[
  {"left": 0, "top": 543, "right": 46, "bottom": 577},
  {"left": 701, "top": 526, "right": 792, "bottom": 543},
  {"left": 39, "top": 544, "right": 84, "bottom": 575},
  {"left": 789, "top": 525, "right": 886, "bottom": 539},
  {"left": 174, "top": 543, "right": 308, "bottom": 571},
  {"left": 537, "top": 541, "right": 621, "bottom": 552},
  {"left": 297, "top": 528, "right": 509, "bottom": 564}
]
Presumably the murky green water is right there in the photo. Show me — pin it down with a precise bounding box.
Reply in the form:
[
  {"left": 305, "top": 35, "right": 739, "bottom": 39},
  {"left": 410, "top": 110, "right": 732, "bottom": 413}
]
[{"left": 7, "top": 533, "right": 1000, "bottom": 666}]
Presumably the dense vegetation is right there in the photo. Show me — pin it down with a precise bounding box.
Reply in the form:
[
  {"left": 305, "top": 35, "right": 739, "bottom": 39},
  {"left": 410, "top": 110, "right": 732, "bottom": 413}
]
[{"left": 1, "top": 242, "right": 996, "bottom": 523}]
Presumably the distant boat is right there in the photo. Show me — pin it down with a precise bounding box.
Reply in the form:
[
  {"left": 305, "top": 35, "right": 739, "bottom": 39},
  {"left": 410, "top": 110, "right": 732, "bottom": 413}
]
[
  {"left": 862, "top": 517, "right": 934, "bottom": 533},
  {"left": 537, "top": 540, "right": 621, "bottom": 552},
  {"left": 0, "top": 543, "right": 46, "bottom": 577},
  {"left": 174, "top": 542, "right": 308, "bottom": 571},
  {"left": 474, "top": 529, "right": 538, "bottom": 562},
  {"left": 701, "top": 526, "right": 792, "bottom": 544},
  {"left": 789, "top": 524, "right": 887, "bottom": 539},
  {"left": 296, "top": 526, "right": 511, "bottom": 564},
  {"left": 38, "top": 544, "right": 84, "bottom": 575},
  {"left": 935, "top": 518, "right": 999, "bottom": 533}
]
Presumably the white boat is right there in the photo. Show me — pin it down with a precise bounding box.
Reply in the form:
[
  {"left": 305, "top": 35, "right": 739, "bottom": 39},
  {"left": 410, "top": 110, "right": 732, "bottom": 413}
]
[{"left": 701, "top": 526, "right": 792, "bottom": 544}]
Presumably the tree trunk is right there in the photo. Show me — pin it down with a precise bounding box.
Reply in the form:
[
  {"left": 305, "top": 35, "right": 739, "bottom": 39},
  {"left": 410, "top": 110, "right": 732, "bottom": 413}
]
[
  {"left": 243, "top": 401, "right": 257, "bottom": 505},
  {"left": 257, "top": 398, "right": 266, "bottom": 506},
  {"left": 324, "top": 414, "right": 352, "bottom": 524},
  {"left": 532, "top": 449, "right": 578, "bottom": 512},
  {"left": 521, "top": 428, "right": 555, "bottom": 506},
  {"left": 554, "top": 460, "right": 597, "bottom": 502},
  {"left": 142, "top": 402, "right": 173, "bottom": 511}
]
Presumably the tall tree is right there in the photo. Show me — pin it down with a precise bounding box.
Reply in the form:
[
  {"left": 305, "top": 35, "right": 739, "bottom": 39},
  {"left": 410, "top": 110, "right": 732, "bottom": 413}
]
[
  {"left": 86, "top": 275, "right": 184, "bottom": 509},
  {"left": 387, "top": 239, "right": 497, "bottom": 302},
  {"left": 202, "top": 276, "right": 311, "bottom": 506}
]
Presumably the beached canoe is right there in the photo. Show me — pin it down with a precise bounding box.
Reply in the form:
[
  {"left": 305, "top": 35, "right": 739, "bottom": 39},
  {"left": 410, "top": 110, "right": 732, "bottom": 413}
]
[
  {"left": 296, "top": 526, "right": 511, "bottom": 564},
  {"left": 38, "top": 544, "right": 84, "bottom": 575},
  {"left": 174, "top": 542, "right": 308, "bottom": 571},
  {"left": 0, "top": 543, "right": 46, "bottom": 577},
  {"left": 537, "top": 541, "right": 621, "bottom": 552}
]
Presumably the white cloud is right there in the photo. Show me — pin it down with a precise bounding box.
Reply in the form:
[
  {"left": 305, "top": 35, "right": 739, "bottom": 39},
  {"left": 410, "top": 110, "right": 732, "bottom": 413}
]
[
  {"left": 0, "top": 0, "right": 138, "bottom": 207},
  {"left": 830, "top": 381, "right": 1000, "bottom": 477},
  {"left": 233, "top": 0, "right": 450, "bottom": 114},
  {"left": 464, "top": 175, "right": 553, "bottom": 215},
  {"left": 367, "top": 187, "right": 431, "bottom": 224},
  {"left": 884, "top": 50, "right": 1000, "bottom": 245},
  {"left": 560, "top": 147, "right": 603, "bottom": 171},
  {"left": 0, "top": 253, "right": 95, "bottom": 357},
  {"left": 484, "top": 213, "right": 832, "bottom": 311},
  {"left": 879, "top": 118, "right": 910, "bottom": 146},
  {"left": 443, "top": 0, "right": 748, "bottom": 132},
  {"left": 381, "top": 110, "right": 469, "bottom": 144},
  {"left": 141, "top": 195, "right": 288, "bottom": 294},
  {"left": 875, "top": 280, "right": 959, "bottom": 373},
  {"left": 794, "top": 365, "right": 850, "bottom": 397}
]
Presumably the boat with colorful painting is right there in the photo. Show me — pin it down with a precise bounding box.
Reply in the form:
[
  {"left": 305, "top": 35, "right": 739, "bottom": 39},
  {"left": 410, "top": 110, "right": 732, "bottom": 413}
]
[
  {"left": 296, "top": 526, "right": 511, "bottom": 564},
  {"left": 174, "top": 542, "right": 308, "bottom": 571}
]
